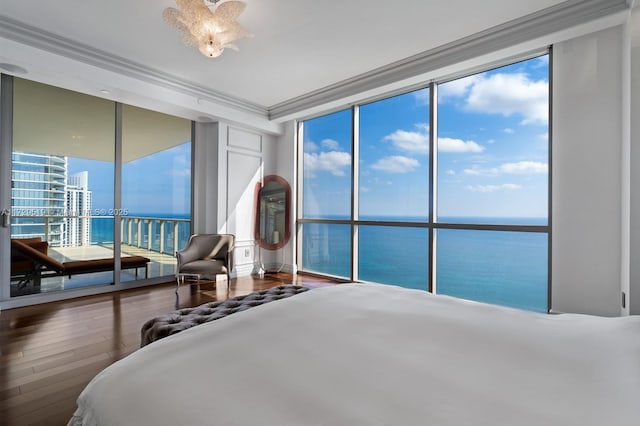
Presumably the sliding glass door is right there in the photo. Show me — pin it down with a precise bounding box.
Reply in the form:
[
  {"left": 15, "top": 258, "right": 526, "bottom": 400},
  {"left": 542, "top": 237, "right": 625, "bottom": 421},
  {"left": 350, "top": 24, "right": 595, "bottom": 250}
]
[
  {"left": 3, "top": 76, "right": 192, "bottom": 299},
  {"left": 10, "top": 78, "right": 115, "bottom": 296},
  {"left": 121, "top": 105, "right": 192, "bottom": 281}
]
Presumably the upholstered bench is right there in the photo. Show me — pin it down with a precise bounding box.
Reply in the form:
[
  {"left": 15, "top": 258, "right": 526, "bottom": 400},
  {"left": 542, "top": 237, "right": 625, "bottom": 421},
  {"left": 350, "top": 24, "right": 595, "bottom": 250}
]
[{"left": 140, "top": 285, "right": 309, "bottom": 347}]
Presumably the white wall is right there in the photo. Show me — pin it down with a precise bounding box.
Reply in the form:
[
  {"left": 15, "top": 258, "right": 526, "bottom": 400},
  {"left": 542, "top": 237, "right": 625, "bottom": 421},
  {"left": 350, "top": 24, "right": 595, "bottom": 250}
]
[
  {"left": 193, "top": 122, "right": 219, "bottom": 235},
  {"left": 552, "top": 25, "right": 624, "bottom": 316},
  {"left": 629, "top": 6, "right": 640, "bottom": 314},
  {"left": 271, "top": 121, "right": 297, "bottom": 273},
  {"left": 210, "top": 123, "right": 283, "bottom": 277}
]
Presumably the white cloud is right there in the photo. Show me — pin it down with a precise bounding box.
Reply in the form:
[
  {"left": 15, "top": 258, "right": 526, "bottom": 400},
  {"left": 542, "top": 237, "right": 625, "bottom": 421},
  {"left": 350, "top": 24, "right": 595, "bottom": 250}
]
[
  {"left": 503, "top": 128, "right": 515, "bottom": 134},
  {"left": 165, "top": 168, "right": 190, "bottom": 177},
  {"left": 463, "top": 168, "right": 485, "bottom": 176},
  {"left": 383, "top": 128, "right": 429, "bottom": 154},
  {"left": 500, "top": 161, "right": 548, "bottom": 174},
  {"left": 464, "top": 161, "right": 547, "bottom": 176},
  {"left": 446, "top": 169, "right": 456, "bottom": 175},
  {"left": 321, "top": 138, "right": 340, "bottom": 150},
  {"left": 383, "top": 123, "right": 485, "bottom": 154},
  {"left": 360, "top": 186, "right": 371, "bottom": 193},
  {"left": 439, "top": 75, "right": 480, "bottom": 99},
  {"left": 439, "top": 137, "right": 485, "bottom": 153},
  {"left": 465, "top": 72, "right": 548, "bottom": 125},
  {"left": 466, "top": 184, "right": 522, "bottom": 193},
  {"left": 371, "top": 156, "right": 420, "bottom": 174},
  {"left": 304, "top": 151, "right": 351, "bottom": 177},
  {"left": 383, "top": 125, "right": 483, "bottom": 155},
  {"left": 304, "top": 141, "right": 318, "bottom": 152}
]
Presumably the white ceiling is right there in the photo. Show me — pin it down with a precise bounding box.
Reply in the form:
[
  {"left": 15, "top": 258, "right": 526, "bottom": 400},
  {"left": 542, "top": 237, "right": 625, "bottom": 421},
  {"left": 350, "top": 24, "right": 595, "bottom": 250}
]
[
  {"left": 0, "top": 0, "right": 632, "bottom": 128},
  {"left": 1, "top": 0, "right": 570, "bottom": 106}
]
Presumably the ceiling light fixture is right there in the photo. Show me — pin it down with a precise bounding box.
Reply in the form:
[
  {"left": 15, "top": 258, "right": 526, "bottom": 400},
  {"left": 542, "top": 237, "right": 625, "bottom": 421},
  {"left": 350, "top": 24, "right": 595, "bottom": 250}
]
[{"left": 163, "top": 0, "right": 252, "bottom": 58}]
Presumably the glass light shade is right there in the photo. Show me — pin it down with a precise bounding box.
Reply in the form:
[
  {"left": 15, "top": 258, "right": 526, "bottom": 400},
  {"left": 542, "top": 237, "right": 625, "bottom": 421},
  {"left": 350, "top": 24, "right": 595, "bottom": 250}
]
[{"left": 163, "top": 0, "right": 252, "bottom": 58}]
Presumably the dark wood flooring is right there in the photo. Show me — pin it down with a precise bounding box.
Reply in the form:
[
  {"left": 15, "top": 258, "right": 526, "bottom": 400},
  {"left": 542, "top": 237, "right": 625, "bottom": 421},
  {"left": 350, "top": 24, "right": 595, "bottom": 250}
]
[{"left": 0, "top": 273, "right": 338, "bottom": 425}]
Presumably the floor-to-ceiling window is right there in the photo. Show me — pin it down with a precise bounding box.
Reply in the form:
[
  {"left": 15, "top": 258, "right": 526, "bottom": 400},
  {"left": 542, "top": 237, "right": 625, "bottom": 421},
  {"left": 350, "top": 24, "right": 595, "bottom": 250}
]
[
  {"left": 435, "top": 57, "right": 549, "bottom": 311},
  {"left": 298, "top": 53, "right": 550, "bottom": 312},
  {"left": 121, "top": 105, "right": 192, "bottom": 281},
  {"left": 7, "top": 77, "right": 192, "bottom": 298},
  {"left": 300, "top": 109, "right": 353, "bottom": 278},
  {"left": 10, "top": 78, "right": 116, "bottom": 296},
  {"left": 357, "top": 89, "right": 430, "bottom": 290}
]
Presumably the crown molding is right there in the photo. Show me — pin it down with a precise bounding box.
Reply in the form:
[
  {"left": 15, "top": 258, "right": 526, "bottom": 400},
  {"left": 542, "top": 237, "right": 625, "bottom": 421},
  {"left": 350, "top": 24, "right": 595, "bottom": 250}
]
[
  {"left": 0, "top": 0, "right": 631, "bottom": 125},
  {"left": 268, "top": 0, "right": 630, "bottom": 120},
  {"left": 0, "top": 15, "right": 268, "bottom": 119}
]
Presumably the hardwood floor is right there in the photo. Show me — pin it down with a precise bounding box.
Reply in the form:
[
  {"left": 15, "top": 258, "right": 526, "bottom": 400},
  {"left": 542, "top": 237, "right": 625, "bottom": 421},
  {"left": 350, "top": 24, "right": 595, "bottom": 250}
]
[{"left": 0, "top": 273, "right": 338, "bottom": 425}]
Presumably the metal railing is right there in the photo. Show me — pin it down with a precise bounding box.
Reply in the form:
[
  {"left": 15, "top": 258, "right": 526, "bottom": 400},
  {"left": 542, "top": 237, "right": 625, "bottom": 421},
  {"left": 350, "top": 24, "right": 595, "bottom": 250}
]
[
  {"left": 10, "top": 215, "right": 191, "bottom": 256},
  {"left": 121, "top": 216, "right": 190, "bottom": 255}
]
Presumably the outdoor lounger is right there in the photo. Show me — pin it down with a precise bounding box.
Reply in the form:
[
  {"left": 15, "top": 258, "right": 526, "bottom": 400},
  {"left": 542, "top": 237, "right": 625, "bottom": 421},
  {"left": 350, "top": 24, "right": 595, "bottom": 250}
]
[{"left": 11, "top": 238, "right": 150, "bottom": 289}]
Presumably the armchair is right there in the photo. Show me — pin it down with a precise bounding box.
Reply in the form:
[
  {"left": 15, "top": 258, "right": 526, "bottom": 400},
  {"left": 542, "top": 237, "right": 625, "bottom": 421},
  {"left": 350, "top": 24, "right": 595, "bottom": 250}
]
[{"left": 176, "top": 234, "right": 235, "bottom": 291}]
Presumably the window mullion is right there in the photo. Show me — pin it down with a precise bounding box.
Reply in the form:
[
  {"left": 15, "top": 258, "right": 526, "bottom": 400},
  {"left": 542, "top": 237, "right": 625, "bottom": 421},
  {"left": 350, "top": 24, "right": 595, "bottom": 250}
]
[
  {"left": 352, "top": 106, "right": 359, "bottom": 282},
  {"left": 429, "top": 82, "right": 438, "bottom": 293}
]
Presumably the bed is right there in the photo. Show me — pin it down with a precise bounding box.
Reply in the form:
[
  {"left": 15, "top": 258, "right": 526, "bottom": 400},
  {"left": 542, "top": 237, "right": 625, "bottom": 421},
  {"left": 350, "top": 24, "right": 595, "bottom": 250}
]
[{"left": 68, "top": 283, "right": 640, "bottom": 425}]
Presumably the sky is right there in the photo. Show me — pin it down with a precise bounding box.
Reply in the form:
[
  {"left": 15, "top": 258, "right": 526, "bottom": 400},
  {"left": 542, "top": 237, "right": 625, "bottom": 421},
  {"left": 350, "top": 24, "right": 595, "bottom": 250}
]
[
  {"left": 303, "top": 55, "right": 549, "bottom": 223},
  {"left": 67, "top": 142, "right": 191, "bottom": 216}
]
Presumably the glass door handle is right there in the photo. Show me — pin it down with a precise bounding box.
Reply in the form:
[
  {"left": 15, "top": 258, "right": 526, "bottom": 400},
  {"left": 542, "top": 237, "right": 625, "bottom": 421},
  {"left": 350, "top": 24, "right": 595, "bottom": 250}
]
[{"left": 1, "top": 209, "right": 9, "bottom": 228}]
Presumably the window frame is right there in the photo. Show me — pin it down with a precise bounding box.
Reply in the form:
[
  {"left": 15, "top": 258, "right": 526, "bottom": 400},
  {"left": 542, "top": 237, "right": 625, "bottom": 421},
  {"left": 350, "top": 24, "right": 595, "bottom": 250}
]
[{"left": 296, "top": 49, "right": 552, "bottom": 312}]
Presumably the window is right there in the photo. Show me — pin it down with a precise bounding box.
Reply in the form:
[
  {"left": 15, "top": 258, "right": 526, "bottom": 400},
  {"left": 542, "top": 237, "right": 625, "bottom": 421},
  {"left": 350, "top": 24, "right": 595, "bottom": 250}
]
[
  {"left": 298, "top": 54, "right": 550, "bottom": 312},
  {"left": 300, "top": 109, "right": 352, "bottom": 278},
  {"left": 437, "top": 58, "right": 549, "bottom": 224},
  {"left": 302, "top": 109, "right": 352, "bottom": 220},
  {"left": 121, "top": 104, "right": 192, "bottom": 280},
  {"left": 359, "top": 89, "right": 429, "bottom": 221},
  {"left": 9, "top": 77, "right": 192, "bottom": 297}
]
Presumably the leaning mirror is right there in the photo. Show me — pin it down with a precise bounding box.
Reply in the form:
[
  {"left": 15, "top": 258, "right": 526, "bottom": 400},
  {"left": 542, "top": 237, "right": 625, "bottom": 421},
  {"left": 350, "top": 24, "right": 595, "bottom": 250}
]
[{"left": 254, "top": 175, "right": 291, "bottom": 250}]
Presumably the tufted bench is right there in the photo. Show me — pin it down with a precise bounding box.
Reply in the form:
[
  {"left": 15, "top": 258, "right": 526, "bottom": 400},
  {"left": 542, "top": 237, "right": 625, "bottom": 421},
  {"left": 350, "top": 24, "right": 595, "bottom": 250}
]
[{"left": 140, "top": 285, "right": 309, "bottom": 347}]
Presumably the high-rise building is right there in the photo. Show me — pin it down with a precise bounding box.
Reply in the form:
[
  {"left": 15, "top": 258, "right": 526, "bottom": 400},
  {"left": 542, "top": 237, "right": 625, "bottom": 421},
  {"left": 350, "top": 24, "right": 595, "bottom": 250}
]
[
  {"left": 66, "top": 171, "right": 92, "bottom": 246},
  {"left": 11, "top": 152, "right": 67, "bottom": 246}
]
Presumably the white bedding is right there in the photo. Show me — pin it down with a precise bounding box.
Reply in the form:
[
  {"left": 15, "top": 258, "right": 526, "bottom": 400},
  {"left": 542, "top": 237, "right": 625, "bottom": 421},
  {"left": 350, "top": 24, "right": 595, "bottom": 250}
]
[{"left": 69, "top": 283, "right": 640, "bottom": 425}]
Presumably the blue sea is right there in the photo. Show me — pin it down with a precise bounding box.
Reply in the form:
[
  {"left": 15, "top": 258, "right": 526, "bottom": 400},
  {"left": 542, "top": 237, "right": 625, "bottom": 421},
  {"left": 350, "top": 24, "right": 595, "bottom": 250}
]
[
  {"left": 302, "top": 217, "right": 549, "bottom": 312},
  {"left": 93, "top": 214, "right": 548, "bottom": 312}
]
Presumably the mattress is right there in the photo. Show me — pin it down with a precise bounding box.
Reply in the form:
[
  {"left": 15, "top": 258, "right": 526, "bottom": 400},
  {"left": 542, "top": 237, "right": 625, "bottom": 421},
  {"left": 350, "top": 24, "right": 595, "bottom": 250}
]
[{"left": 69, "top": 283, "right": 640, "bottom": 425}]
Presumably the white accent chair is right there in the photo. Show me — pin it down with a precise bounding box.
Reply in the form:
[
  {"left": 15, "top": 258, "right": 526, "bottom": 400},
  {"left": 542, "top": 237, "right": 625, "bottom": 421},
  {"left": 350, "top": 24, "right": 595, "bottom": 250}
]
[{"left": 175, "top": 234, "right": 235, "bottom": 291}]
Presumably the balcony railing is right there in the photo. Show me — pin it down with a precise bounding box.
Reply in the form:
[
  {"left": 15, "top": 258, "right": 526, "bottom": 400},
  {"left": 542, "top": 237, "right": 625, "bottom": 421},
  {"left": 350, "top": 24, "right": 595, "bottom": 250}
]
[
  {"left": 11, "top": 215, "right": 191, "bottom": 256},
  {"left": 121, "top": 216, "right": 191, "bottom": 255}
]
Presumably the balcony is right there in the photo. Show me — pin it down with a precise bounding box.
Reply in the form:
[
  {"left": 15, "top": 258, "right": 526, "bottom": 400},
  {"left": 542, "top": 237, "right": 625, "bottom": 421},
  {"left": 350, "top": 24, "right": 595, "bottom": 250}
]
[{"left": 10, "top": 215, "right": 190, "bottom": 296}]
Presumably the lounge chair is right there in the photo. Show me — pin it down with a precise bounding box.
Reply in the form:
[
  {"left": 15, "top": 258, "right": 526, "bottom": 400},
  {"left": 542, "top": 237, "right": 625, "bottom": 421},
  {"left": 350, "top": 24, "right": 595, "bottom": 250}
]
[{"left": 11, "top": 238, "right": 150, "bottom": 289}]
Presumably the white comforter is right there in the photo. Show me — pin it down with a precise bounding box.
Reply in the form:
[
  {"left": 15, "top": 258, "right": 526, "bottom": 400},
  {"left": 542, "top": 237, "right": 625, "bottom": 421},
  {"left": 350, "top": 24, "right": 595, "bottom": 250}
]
[{"left": 69, "top": 283, "right": 640, "bottom": 425}]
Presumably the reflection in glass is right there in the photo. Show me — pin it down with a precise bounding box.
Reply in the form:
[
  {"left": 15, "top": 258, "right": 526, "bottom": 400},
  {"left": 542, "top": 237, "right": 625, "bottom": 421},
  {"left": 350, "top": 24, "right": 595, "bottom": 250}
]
[
  {"left": 121, "top": 105, "right": 192, "bottom": 281},
  {"left": 436, "top": 229, "right": 548, "bottom": 312},
  {"left": 302, "top": 109, "right": 352, "bottom": 219},
  {"left": 359, "top": 225, "right": 428, "bottom": 290},
  {"left": 301, "top": 223, "right": 351, "bottom": 278},
  {"left": 10, "top": 78, "right": 115, "bottom": 296},
  {"left": 359, "top": 88, "right": 429, "bottom": 221}
]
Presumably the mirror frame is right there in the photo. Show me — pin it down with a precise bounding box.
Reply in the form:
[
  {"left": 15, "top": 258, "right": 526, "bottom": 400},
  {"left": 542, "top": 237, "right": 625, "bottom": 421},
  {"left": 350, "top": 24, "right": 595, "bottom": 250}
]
[{"left": 254, "top": 175, "right": 291, "bottom": 250}]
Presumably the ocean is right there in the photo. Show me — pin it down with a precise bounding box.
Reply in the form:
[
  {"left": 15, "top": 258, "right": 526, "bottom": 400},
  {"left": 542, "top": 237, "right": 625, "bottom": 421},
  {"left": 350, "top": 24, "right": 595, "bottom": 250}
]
[
  {"left": 94, "top": 214, "right": 549, "bottom": 312},
  {"left": 302, "top": 217, "right": 549, "bottom": 312}
]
